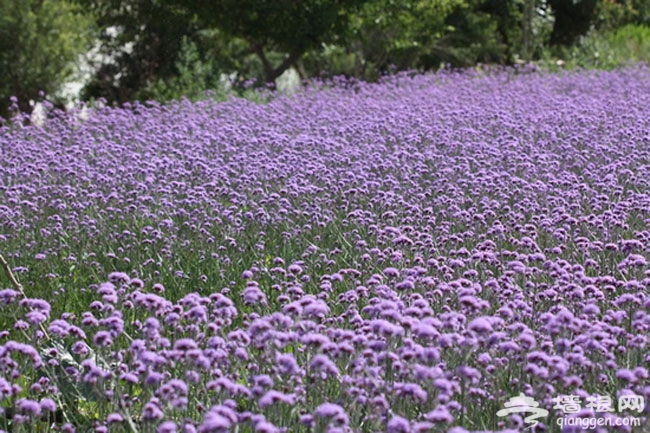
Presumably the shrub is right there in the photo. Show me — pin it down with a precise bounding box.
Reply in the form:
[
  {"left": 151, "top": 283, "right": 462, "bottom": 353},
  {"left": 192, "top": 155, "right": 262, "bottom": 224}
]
[{"left": 0, "top": 0, "right": 94, "bottom": 119}]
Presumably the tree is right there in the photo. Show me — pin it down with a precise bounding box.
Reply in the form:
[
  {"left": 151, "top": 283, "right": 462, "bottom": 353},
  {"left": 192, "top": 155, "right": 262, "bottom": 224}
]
[
  {"left": 75, "top": 0, "right": 367, "bottom": 101},
  {"left": 74, "top": 0, "right": 199, "bottom": 103},
  {"left": 0, "top": 0, "right": 93, "bottom": 118},
  {"left": 595, "top": 0, "right": 650, "bottom": 30},
  {"left": 347, "top": 0, "right": 464, "bottom": 76},
  {"left": 448, "top": 0, "right": 553, "bottom": 65},
  {"left": 184, "top": 0, "right": 368, "bottom": 84},
  {"left": 548, "top": 0, "right": 599, "bottom": 46},
  {"left": 323, "top": 0, "right": 536, "bottom": 77}
]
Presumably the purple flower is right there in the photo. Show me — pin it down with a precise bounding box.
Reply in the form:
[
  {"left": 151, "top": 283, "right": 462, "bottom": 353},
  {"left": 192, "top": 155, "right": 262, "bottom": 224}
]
[
  {"left": 242, "top": 284, "right": 268, "bottom": 305},
  {"left": 0, "top": 289, "right": 20, "bottom": 304},
  {"left": 302, "top": 300, "right": 329, "bottom": 319},
  {"left": 158, "top": 421, "right": 177, "bottom": 433},
  {"left": 412, "top": 322, "right": 438, "bottom": 339},
  {"left": 26, "top": 311, "right": 47, "bottom": 325},
  {"left": 93, "top": 330, "right": 113, "bottom": 347},
  {"left": 314, "top": 403, "right": 349, "bottom": 425},
  {"left": 276, "top": 352, "right": 300, "bottom": 375},
  {"left": 8, "top": 60, "right": 650, "bottom": 433},
  {"left": 310, "top": 354, "right": 339, "bottom": 378},
  {"left": 254, "top": 420, "right": 279, "bottom": 433},
  {"left": 106, "top": 413, "right": 124, "bottom": 424},
  {"left": 49, "top": 319, "right": 72, "bottom": 337},
  {"left": 616, "top": 369, "right": 637, "bottom": 383},
  {"left": 39, "top": 398, "right": 56, "bottom": 412},
  {"left": 370, "top": 319, "right": 404, "bottom": 337},
  {"left": 467, "top": 317, "right": 493, "bottom": 334},
  {"left": 299, "top": 414, "right": 314, "bottom": 427},
  {"left": 413, "top": 422, "right": 435, "bottom": 432},
  {"left": 142, "top": 398, "right": 164, "bottom": 421},
  {"left": 457, "top": 365, "right": 482, "bottom": 382},
  {"left": 507, "top": 260, "right": 526, "bottom": 273},
  {"left": 109, "top": 272, "right": 130, "bottom": 283},
  {"left": 17, "top": 398, "right": 41, "bottom": 417},
  {"left": 387, "top": 415, "right": 410, "bottom": 432},
  {"left": 582, "top": 303, "right": 600, "bottom": 315},
  {"left": 198, "top": 412, "right": 231, "bottom": 432},
  {"left": 258, "top": 390, "right": 295, "bottom": 408},
  {"left": 174, "top": 338, "right": 198, "bottom": 351},
  {"left": 425, "top": 405, "right": 454, "bottom": 423},
  {"left": 395, "top": 279, "right": 415, "bottom": 291},
  {"left": 384, "top": 267, "right": 400, "bottom": 277},
  {"left": 182, "top": 423, "right": 197, "bottom": 433},
  {"left": 634, "top": 367, "right": 649, "bottom": 380}
]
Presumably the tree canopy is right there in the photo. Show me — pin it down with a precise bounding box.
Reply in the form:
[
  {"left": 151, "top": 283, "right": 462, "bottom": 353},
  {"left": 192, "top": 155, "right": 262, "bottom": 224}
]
[
  {"left": 2, "top": 0, "right": 649, "bottom": 113},
  {"left": 186, "top": 0, "right": 367, "bottom": 83},
  {"left": 0, "top": 0, "right": 93, "bottom": 118}
]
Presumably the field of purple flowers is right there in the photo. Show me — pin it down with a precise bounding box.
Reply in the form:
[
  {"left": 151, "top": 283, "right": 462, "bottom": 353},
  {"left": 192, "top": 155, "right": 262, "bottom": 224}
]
[{"left": 2, "top": 66, "right": 650, "bottom": 433}]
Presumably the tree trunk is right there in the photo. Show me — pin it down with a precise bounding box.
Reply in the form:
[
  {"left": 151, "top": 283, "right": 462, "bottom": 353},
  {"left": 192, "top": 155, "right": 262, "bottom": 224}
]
[
  {"left": 251, "top": 43, "right": 304, "bottom": 85},
  {"left": 548, "top": 0, "right": 598, "bottom": 46}
]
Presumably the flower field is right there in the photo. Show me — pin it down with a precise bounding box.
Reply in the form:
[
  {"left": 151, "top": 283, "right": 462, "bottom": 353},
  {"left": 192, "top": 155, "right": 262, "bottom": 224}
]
[{"left": 2, "top": 67, "right": 650, "bottom": 432}]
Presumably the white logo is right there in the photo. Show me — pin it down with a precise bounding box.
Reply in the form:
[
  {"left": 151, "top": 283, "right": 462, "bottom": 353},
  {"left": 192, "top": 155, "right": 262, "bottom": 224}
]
[
  {"left": 585, "top": 395, "right": 614, "bottom": 412},
  {"left": 496, "top": 393, "right": 549, "bottom": 430},
  {"left": 497, "top": 393, "right": 644, "bottom": 430},
  {"left": 552, "top": 395, "right": 582, "bottom": 414},
  {"left": 619, "top": 395, "right": 644, "bottom": 413}
]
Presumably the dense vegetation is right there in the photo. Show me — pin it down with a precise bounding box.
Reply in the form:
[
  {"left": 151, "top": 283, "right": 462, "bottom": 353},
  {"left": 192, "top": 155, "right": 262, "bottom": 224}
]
[
  {"left": 2, "top": 66, "right": 650, "bottom": 432},
  {"left": 2, "top": 1, "right": 650, "bottom": 431},
  {"left": 1, "top": 0, "right": 650, "bottom": 113}
]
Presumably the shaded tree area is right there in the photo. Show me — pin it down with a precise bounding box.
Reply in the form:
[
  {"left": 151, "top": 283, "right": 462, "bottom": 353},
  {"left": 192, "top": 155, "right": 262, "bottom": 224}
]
[
  {"left": 76, "top": 0, "right": 199, "bottom": 103},
  {"left": 1, "top": 0, "right": 649, "bottom": 114},
  {"left": 0, "top": 0, "right": 93, "bottom": 119},
  {"left": 548, "top": 0, "right": 599, "bottom": 46},
  {"left": 186, "top": 0, "right": 367, "bottom": 84}
]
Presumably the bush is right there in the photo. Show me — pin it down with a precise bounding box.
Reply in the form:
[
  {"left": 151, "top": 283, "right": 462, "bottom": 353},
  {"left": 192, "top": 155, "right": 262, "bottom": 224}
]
[
  {"left": 141, "top": 33, "right": 280, "bottom": 104},
  {"left": 0, "top": 0, "right": 94, "bottom": 119},
  {"left": 540, "top": 24, "right": 650, "bottom": 71},
  {"left": 143, "top": 36, "right": 227, "bottom": 103}
]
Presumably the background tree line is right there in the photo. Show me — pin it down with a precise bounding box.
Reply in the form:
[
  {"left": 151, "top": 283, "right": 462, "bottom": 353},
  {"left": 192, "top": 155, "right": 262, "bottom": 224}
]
[{"left": 2, "top": 0, "right": 650, "bottom": 118}]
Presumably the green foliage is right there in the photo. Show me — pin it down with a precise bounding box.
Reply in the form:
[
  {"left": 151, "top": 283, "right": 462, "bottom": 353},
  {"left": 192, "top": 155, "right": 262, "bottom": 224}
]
[
  {"left": 547, "top": 0, "right": 598, "bottom": 46},
  {"left": 190, "top": 0, "right": 362, "bottom": 53},
  {"left": 595, "top": 0, "right": 650, "bottom": 30},
  {"left": 184, "top": 0, "right": 368, "bottom": 83},
  {"left": 605, "top": 23, "right": 650, "bottom": 63},
  {"left": 347, "top": 0, "right": 463, "bottom": 75},
  {"left": 441, "top": 5, "right": 512, "bottom": 67},
  {"left": 76, "top": 0, "right": 199, "bottom": 104},
  {"left": 441, "top": 0, "right": 525, "bottom": 66},
  {"left": 0, "top": 0, "right": 94, "bottom": 118},
  {"left": 76, "top": 0, "right": 367, "bottom": 102},
  {"left": 304, "top": 0, "right": 554, "bottom": 78},
  {"left": 141, "top": 32, "right": 281, "bottom": 104},
  {"left": 301, "top": 0, "right": 479, "bottom": 80},
  {"left": 143, "top": 36, "right": 227, "bottom": 103},
  {"left": 540, "top": 24, "right": 650, "bottom": 71},
  {"left": 5, "top": 0, "right": 650, "bottom": 108},
  {"left": 302, "top": 44, "right": 361, "bottom": 78}
]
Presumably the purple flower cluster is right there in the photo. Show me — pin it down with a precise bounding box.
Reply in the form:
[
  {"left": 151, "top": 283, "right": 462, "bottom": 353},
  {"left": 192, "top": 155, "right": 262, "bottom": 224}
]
[{"left": 2, "top": 66, "right": 650, "bottom": 431}]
